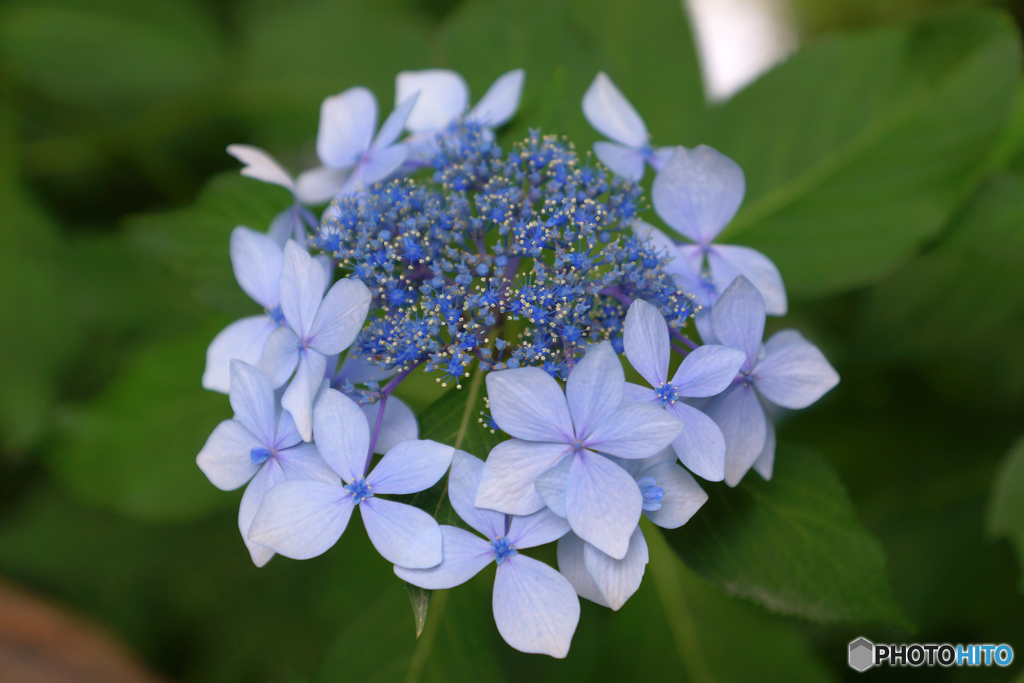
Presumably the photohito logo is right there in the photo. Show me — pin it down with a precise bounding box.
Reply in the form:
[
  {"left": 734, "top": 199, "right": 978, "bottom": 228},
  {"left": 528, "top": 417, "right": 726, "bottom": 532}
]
[{"left": 848, "top": 638, "right": 1013, "bottom": 671}]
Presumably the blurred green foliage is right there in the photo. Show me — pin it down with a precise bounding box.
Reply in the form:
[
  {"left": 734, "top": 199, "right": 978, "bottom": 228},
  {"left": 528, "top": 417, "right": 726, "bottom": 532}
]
[{"left": 2, "top": 0, "right": 1024, "bottom": 680}]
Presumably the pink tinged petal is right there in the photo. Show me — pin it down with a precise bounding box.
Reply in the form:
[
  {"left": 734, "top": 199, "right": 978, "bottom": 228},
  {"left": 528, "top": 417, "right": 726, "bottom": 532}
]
[
  {"left": 280, "top": 241, "right": 325, "bottom": 339},
  {"left": 639, "top": 461, "right": 708, "bottom": 528},
  {"left": 566, "top": 341, "right": 624, "bottom": 441},
  {"left": 196, "top": 419, "right": 263, "bottom": 490},
  {"left": 707, "top": 384, "right": 767, "bottom": 487},
  {"left": 707, "top": 244, "right": 787, "bottom": 316},
  {"left": 273, "top": 408, "right": 302, "bottom": 451},
  {"left": 585, "top": 402, "right": 683, "bottom": 460},
  {"left": 372, "top": 92, "right": 420, "bottom": 151},
  {"left": 509, "top": 507, "right": 571, "bottom": 549},
  {"left": 710, "top": 276, "right": 765, "bottom": 366},
  {"left": 556, "top": 532, "right": 609, "bottom": 607},
  {"left": 367, "top": 439, "right": 454, "bottom": 495},
  {"left": 651, "top": 145, "right": 746, "bottom": 246},
  {"left": 394, "top": 525, "right": 493, "bottom": 589},
  {"left": 670, "top": 344, "right": 747, "bottom": 398},
  {"left": 623, "top": 381, "right": 657, "bottom": 404},
  {"left": 581, "top": 72, "right": 648, "bottom": 148},
  {"left": 493, "top": 554, "right": 580, "bottom": 658},
  {"left": 226, "top": 144, "right": 294, "bottom": 192},
  {"left": 584, "top": 526, "right": 648, "bottom": 610},
  {"left": 258, "top": 326, "right": 300, "bottom": 388},
  {"left": 752, "top": 418, "right": 776, "bottom": 481},
  {"left": 565, "top": 451, "right": 643, "bottom": 559},
  {"left": 360, "top": 396, "right": 418, "bottom": 455},
  {"left": 317, "top": 86, "right": 377, "bottom": 169},
  {"left": 396, "top": 69, "right": 468, "bottom": 132},
  {"left": 276, "top": 442, "right": 340, "bottom": 485},
  {"left": 754, "top": 337, "right": 840, "bottom": 409},
  {"left": 294, "top": 166, "right": 352, "bottom": 204},
  {"left": 202, "top": 315, "right": 276, "bottom": 394},
  {"left": 476, "top": 440, "right": 571, "bottom": 515},
  {"left": 312, "top": 388, "right": 370, "bottom": 483},
  {"left": 281, "top": 350, "right": 327, "bottom": 442},
  {"left": 485, "top": 368, "right": 573, "bottom": 442},
  {"left": 592, "top": 142, "right": 645, "bottom": 182},
  {"left": 349, "top": 144, "right": 409, "bottom": 190},
  {"left": 230, "top": 226, "right": 283, "bottom": 309},
  {"left": 228, "top": 360, "right": 276, "bottom": 446},
  {"left": 468, "top": 68, "right": 524, "bottom": 128},
  {"left": 238, "top": 459, "right": 286, "bottom": 567},
  {"left": 307, "top": 278, "right": 371, "bottom": 355},
  {"left": 449, "top": 451, "right": 505, "bottom": 539},
  {"left": 623, "top": 299, "right": 670, "bottom": 387},
  {"left": 666, "top": 401, "right": 725, "bottom": 482},
  {"left": 248, "top": 480, "right": 353, "bottom": 559},
  {"left": 360, "top": 497, "right": 443, "bottom": 569},
  {"left": 535, "top": 455, "right": 572, "bottom": 518}
]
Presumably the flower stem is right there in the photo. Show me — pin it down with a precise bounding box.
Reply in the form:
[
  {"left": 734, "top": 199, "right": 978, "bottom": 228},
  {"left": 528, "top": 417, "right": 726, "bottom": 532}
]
[
  {"left": 670, "top": 328, "right": 699, "bottom": 350},
  {"left": 363, "top": 362, "right": 420, "bottom": 475}
]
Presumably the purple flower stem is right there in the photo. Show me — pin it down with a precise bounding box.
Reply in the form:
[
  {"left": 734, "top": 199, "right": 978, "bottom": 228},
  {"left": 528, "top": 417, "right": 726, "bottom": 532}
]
[
  {"left": 363, "top": 362, "right": 421, "bottom": 475},
  {"left": 670, "top": 328, "right": 699, "bottom": 350},
  {"left": 598, "top": 285, "right": 633, "bottom": 308},
  {"left": 671, "top": 342, "right": 691, "bottom": 357}
]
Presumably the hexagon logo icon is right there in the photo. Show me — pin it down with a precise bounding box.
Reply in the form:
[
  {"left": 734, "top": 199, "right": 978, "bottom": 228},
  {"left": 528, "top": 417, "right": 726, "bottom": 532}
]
[{"left": 849, "top": 638, "right": 874, "bottom": 672}]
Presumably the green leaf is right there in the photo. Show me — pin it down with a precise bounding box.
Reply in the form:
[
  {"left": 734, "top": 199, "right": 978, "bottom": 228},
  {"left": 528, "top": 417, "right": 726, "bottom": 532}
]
[
  {"left": 0, "top": 0, "right": 226, "bottom": 111},
  {"left": 862, "top": 173, "right": 1024, "bottom": 398},
  {"left": 129, "top": 171, "right": 292, "bottom": 317},
  {"left": 664, "top": 445, "right": 910, "bottom": 627},
  {"left": 988, "top": 435, "right": 1024, "bottom": 590},
  {"left": 45, "top": 321, "right": 236, "bottom": 522},
  {"left": 683, "top": 9, "right": 1022, "bottom": 296}
]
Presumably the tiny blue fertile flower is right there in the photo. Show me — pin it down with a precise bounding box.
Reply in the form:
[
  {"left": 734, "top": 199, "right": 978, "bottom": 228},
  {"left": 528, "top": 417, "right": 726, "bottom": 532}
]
[
  {"left": 475, "top": 341, "right": 683, "bottom": 559},
  {"left": 196, "top": 360, "right": 339, "bottom": 566},
  {"left": 649, "top": 145, "right": 788, "bottom": 317},
  {"left": 258, "top": 241, "right": 372, "bottom": 441},
  {"left": 622, "top": 299, "right": 746, "bottom": 481},
  {"left": 248, "top": 388, "right": 454, "bottom": 568},
  {"left": 706, "top": 277, "right": 840, "bottom": 486},
  {"left": 582, "top": 72, "right": 673, "bottom": 182},
  {"left": 396, "top": 452, "right": 579, "bottom": 658}
]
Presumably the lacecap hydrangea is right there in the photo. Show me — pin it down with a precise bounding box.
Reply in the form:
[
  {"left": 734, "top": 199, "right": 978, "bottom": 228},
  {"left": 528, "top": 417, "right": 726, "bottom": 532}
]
[{"left": 195, "top": 68, "right": 841, "bottom": 658}]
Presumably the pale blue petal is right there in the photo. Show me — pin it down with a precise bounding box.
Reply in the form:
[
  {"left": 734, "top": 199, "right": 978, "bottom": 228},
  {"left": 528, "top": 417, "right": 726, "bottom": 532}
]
[
  {"left": 372, "top": 92, "right": 420, "bottom": 150},
  {"left": 581, "top": 72, "right": 648, "bottom": 148},
  {"left": 273, "top": 407, "right": 302, "bottom": 451},
  {"left": 593, "top": 141, "right": 645, "bottom": 182},
  {"left": 396, "top": 69, "right": 468, "bottom": 132},
  {"left": 294, "top": 166, "right": 352, "bottom": 204},
  {"left": 565, "top": 451, "right": 643, "bottom": 559},
  {"left": 670, "top": 344, "right": 746, "bottom": 398},
  {"left": 476, "top": 440, "right": 570, "bottom": 515},
  {"left": 585, "top": 402, "right": 683, "bottom": 460},
  {"left": 226, "top": 144, "right": 294, "bottom": 192},
  {"left": 707, "top": 384, "right": 767, "bottom": 487},
  {"left": 360, "top": 497, "right": 443, "bottom": 569},
  {"left": 316, "top": 86, "right": 376, "bottom": 169},
  {"left": 202, "top": 315, "right": 276, "bottom": 394},
  {"left": 268, "top": 207, "right": 296, "bottom": 248},
  {"left": 651, "top": 145, "right": 745, "bottom": 246},
  {"left": 394, "top": 525, "right": 493, "bottom": 589},
  {"left": 229, "top": 359, "right": 276, "bottom": 446},
  {"left": 583, "top": 525, "right": 648, "bottom": 610},
  {"left": 707, "top": 244, "right": 787, "bottom": 316},
  {"left": 623, "top": 382, "right": 657, "bottom": 404},
  {"left": 509, "top": 506, "right": 571, "bottom": 549},
  {"left": 485, "top": 367, "right": 574, "bottom": 442},
  {"left": 754, "top": 335, "right": 840, "bottom": 409},
  {"left": 752, "top": 418, "right": 776, "bottom": 481},
  {"left": 314, "top": 255, "right": 333, "bottom": 292},
  {"left": 337, "top": 354, "right": 398, "bottom": 385},
  {"left": 280, "top": 241, "right": 325, "bottom": 339},
  {"left": 448, "top": 451, "right": 505, "bottom": 539},
  {"left": 493, "top": 554, "right": 580, "bottom": 658},
  {"left": 639, "top": 461, "right": 708, "bottom": 528},
  {"left": 566, "top": 341, "right": 624, "bottom": 441},
  {"left": 238, "top": 458, "right": 285, "bottom": 567},
  {"left": 623, "top": 299, "right": 670, "bottom": 387},
  {"left": 710, "top": 276, "right": 765, "bottom": 366},
  {"left": 196, "top": 419, "right": 262, "bottom": 491},
  {"left": 649, "top": 146, "right": 674, "bottom": 171},
  {"left": 312, "top": 388, "right": 370, "bottom": 483},
  {"left": 367, "top": 439, "right": 453, "bottom": 495},
  {"left": 634, "top": 447, "right": 678, "bottom": 472},
  {"left": 276, "top": 442, "right": 340, "bottom": 485},
  {"left": 556, "top": 532, "right": 609, "bottom": 607},
  {"left": 308, "top": 278, "right": 371, "bottom": 355},
  {"left": 468, "top": 68, "right": 524, "bottom": 128},
  {"left": 535, "top": 455, "right": 572, "bottom": 518},
  {"left": 248, "top": 480, "right": 353, "bottom": 559},
  {"left": 230, "top": 226, "right": 283, "bottom": 310},
  {"left": 349, "top": 143, "right": 408, "bottom": 190},
  {"left": 258, "top": 326, "right": 300, "bottom": 388},
  {"left": 763, "top": 329, "right": 806, "bottom": 356},
  {"left": 281, "top": 350, "right": 327, "bottom": 442},
  {"left": 360, "top": 396, "right": 418, "bottom": 455},
  {"left": 666, "top": 401, "right": 725, "bottom": 482},
  {"left": 694, "top": 308, "right": 717, "bottom": 344}
]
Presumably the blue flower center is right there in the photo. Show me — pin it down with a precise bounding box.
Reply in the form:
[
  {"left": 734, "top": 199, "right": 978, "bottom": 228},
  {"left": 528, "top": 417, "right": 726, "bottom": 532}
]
[
  {"left": 249, "top": 447, "right": 273, "bottom": 465},
  {"left": 654, "top": 382, "right": 679, "bottom": 407},
  {"left": 571, "top": 439, "right": 585, "bottom": 453},
  {"left": 345, "top": 477, "right": 373, "bottom": 504},
  {"left": 267, "top": 305, "right": 287, "bottom": 327},
  {"left": 490, "top": 536, "right": 518, "bottom": 565},
  {"left": 637, "top": 476, "right": 665, "bottom": 511},
  {"left": 736, "top": 369, "right": 754, "bottom": 386}
]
